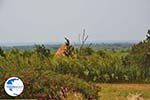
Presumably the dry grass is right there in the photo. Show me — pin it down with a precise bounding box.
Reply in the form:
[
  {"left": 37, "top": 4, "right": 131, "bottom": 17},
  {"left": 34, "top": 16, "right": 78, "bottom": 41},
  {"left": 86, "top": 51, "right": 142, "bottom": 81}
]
[
  {"left": 61, "top": 84, "right": 150, "bottom": 100},
  {"left": 64, "top": 92, "right": 84, "bottom": 100},
  {"left": 98, "top": 84, "right": 150, "bottom": 100},
  {"left": 127, "top": 93, "right": 144, "bottom": 100}
]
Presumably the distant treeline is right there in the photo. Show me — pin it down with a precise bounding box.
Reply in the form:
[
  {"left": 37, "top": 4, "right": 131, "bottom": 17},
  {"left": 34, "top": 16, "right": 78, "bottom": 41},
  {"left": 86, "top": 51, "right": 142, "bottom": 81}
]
[{"left": 1, "top": 43, "right": 134, "bottom": 51}]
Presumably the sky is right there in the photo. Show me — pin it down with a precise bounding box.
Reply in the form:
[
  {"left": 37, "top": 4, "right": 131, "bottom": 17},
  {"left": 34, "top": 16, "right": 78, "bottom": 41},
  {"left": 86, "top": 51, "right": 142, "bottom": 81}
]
[{"left": 0, "top": 0, "right": 150, "bottom": 45}]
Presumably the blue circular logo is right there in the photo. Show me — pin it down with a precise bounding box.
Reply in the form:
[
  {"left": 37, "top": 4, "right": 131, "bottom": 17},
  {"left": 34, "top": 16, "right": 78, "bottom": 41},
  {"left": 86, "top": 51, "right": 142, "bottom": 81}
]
[{"left": 4, "top": 77, "right": 24, "bottom": 97}]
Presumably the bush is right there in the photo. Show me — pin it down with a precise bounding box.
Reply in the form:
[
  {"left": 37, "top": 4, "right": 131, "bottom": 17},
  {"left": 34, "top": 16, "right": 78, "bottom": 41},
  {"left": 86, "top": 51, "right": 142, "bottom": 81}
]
[
  {"left": 0, "top": 41, "right": 150, "bottom": 99},
  {"left": 52, "top": 54, "right": 150, "bottom": 83},
  {"left": 0, "top": 67, "right": 100, "bottom": 99}
]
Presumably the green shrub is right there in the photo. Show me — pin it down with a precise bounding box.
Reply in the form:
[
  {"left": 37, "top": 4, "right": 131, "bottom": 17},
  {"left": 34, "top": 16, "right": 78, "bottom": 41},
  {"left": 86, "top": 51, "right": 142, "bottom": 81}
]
[{"left": 0, "top": 68, "right": 99, "bottom": 99}]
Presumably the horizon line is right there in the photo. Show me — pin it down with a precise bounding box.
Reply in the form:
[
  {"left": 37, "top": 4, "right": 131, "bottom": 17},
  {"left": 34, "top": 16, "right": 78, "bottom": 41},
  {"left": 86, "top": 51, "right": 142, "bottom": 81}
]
[{"left": 0, "top": 40, "right": 140, "bottom": 47}]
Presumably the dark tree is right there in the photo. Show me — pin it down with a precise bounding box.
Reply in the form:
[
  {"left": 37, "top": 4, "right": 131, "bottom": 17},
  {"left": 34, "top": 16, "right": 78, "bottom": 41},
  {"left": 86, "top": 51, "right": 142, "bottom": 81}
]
[
  {"left": 124, "top": 29, "right": 150, "bottom": 68},
  {"left": 35, "top": 44, "right": 51, "bottom": 58},
  {"left": 146, "top": 29, "right": 150, "bottom": 42},
  {"left": 0, "top": 47, "right": 5, "bottom": 57}
]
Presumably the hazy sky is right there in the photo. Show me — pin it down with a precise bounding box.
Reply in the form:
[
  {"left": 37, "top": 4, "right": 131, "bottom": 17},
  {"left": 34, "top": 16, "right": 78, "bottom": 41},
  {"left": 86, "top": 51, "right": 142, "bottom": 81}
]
[{"left": 0, "top": 0, "right": 150, "bottom": 45}]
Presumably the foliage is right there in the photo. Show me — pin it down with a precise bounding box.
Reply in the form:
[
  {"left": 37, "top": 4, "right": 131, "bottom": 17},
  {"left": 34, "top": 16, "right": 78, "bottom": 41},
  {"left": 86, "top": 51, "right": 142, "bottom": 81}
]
[
  {"left": 53, "top": 53, "right": 150, "bottom": 83},
  {"left": 0, "top": 47, "right": 5, "bottom": 57},
  {"left": 0, "top": 30, "right": 150, "bottom": 99},
  {"left": 146, "top": 29, "right": 150, "bottom": 42},
  {"left": 0, "top": 61, "right": 99, "bottom": 99},
  {"left": 124, "top": 30, "right": 150, "bottom": 68},
  {"left": 34, "top": 44, "right": 51, "bottom": 58},
  {"left": 64, "top": 45, "right": 74, "bottom": 57}
]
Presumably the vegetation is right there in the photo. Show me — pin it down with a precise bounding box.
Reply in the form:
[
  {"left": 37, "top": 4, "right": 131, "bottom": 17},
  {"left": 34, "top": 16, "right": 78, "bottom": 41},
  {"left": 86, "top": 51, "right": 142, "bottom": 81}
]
[
  {"left": 99, "top": 84, "right": 150, "bottom": 100},
  {"left": 0, "top": 45, "right": 100, "bottom": 99},
  {"left": 0, "top": 30, "right": 150, "bottom": 99},
  {"left": 124, "top": 30, "right": 150, "bottom": 68}
]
